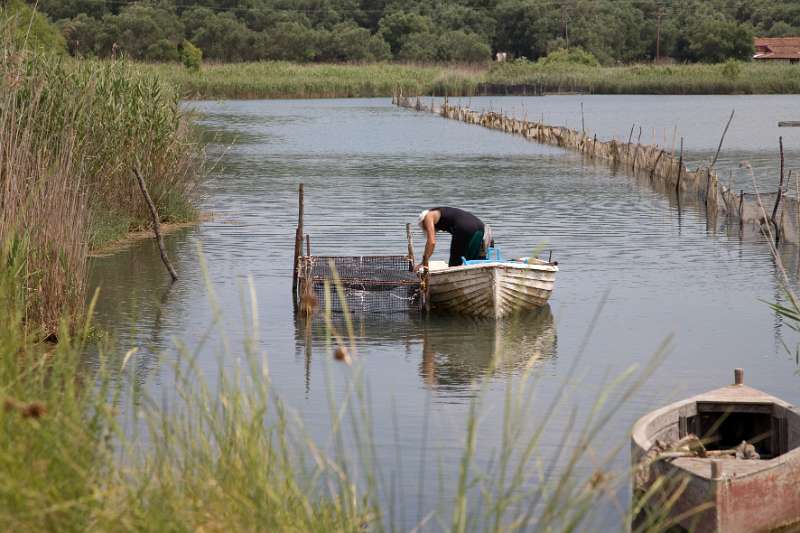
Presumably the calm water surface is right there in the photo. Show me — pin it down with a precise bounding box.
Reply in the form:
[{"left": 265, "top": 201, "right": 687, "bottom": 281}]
[
  {"left": 450, "top": 94, "right": 800, "bottom": 192},
  {"left": 90, "top": 96, "right": 800, "bottom": 529}
]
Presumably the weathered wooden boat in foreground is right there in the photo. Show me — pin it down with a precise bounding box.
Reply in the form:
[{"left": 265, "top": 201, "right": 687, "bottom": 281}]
[
  {"left": 632, "top": 369, "right": 800, "bottom": 533},
  {"left": 426, "top": 258, "right": 558, "bottom": 319}
]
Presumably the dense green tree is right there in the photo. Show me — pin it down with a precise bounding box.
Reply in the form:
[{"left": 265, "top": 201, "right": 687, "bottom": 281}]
[
  {"left": 318, "top": 22, "right": 391, "bottom": 61},
  {"left": 398, "top": 29, "right": 490, "bottom": 62},
  {"left": 60, "top": 12, "right": 101, "bottom": 56},
  {"left": 494, "top": 0, "right": 559, "bottom": 60},
  {"left": 438, "top": 30, "right": 491, "bottom": 62},
  {"left": 765, "top": 21, "right": 800, "bottom": 37},
  {"left": 182, "top": 8, "right": 258, "bottom": 61},
  {"left": 24, "top": 0, "right": 800, "bottom": 64},
  {"left": 263, "top": 21, "right": 321, "bottom": 61},
  {"left": 3, "top": 0, "right": 67, "bottom": 53},
  {"left": 687, "top": 16, "right": 754, "bottom": 63},
  {"left": 98, "top": 4, "right": 183, "bottom": 60},
  {"left": 39, "top": 0, "right": 107, "bottom": 21},
  {"left": 378, "top": 11, "right": 433, "bottom": 55}
]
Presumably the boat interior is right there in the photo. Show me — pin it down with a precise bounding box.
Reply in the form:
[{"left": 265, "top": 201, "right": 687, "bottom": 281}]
[{"left": 678, "top": 401, "right": 800, "bottom": 460}]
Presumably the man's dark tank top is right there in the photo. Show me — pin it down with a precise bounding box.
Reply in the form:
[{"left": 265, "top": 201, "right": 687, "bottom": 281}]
[{"left": 432, "top": 207, "right": 484, "bottom": 238}]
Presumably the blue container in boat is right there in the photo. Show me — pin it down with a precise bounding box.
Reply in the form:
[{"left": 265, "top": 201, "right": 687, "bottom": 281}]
[{"left": 462, "top": 247, "right": 502, "bottom": 265}]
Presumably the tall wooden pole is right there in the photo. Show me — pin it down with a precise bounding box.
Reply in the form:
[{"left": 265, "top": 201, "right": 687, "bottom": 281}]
[
  {"left": 292, "top": 183, "right": 304, "bottom": 302},
  {"left": 406, "top": 222, "right": 416, "bottom": 267},
  {"left": 675, "top": 137, "right": 684, "bottom": 194},
  {"left": 772, "top": 136, "right": 785, "bottom": 243}
]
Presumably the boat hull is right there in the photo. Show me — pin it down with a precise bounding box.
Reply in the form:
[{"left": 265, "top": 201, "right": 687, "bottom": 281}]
[
  {"left": 631, "top": 383, "right": 800, "bottom": 533},
  {"left": 427, "top": 261, "right": 557, "bottom": 318}
]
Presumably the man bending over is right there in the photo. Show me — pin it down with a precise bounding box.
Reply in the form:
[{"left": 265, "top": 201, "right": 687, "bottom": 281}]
[{"left": 416, "top": 207, "right": 491, "bottom": 270}]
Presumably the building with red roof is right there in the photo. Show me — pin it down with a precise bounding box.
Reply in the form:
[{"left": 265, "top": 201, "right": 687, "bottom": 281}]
[{"left": 754, "top": 37, "right": 800, "bottom": 63}]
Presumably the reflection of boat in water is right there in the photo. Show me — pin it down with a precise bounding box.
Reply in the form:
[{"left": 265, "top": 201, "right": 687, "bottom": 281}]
[
  {"left": 295, "top": 305, "right": 557, "bottom": 390},
  {"left": 421, "top": 305, "right": 556, "bottom": 387}
]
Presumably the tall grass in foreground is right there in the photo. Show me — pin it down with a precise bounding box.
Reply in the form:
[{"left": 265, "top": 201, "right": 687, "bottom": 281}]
[
  {"left": 0, "top": 19, "right": 203, "bottom": 334},
  {"left": 0, "top": 247, "right": 697, "bottom": 531},
  {"left": 134, "top": 59, "right": 800, "bottom": 100}
]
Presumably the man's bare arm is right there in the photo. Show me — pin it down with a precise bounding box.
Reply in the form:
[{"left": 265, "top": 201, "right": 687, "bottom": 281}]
[{"left": 422, "top": 216, "right": 436, "bottom": 267}]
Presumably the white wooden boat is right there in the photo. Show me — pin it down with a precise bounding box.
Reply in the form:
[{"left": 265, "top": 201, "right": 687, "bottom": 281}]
[{"left": 426, "top": 258, "right": 557, "bottom": 318}]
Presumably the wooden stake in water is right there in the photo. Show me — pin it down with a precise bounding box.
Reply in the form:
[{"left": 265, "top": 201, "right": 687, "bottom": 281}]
[
  {"left": 133, "top": 165, "right": 178, "bottom": 282},
  {"left": 711, "top": 109, "right": 735, "bottom": 169},
  {"left": 292, "top": 183, "right": 304, "bottom": 302},
  {"left": 406, "top": 222, "right": 416, "bottom": 267},
  {"left": 772, "top": 136, "right": 785, "bottom": 243},
  {"left": 675, "top": 137, "right": 684, "bottom": 194}
]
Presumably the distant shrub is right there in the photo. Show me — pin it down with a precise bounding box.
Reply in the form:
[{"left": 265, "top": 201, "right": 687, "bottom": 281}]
[
  {"left": 538, "top": 47, "right": 599, "bottom": 67},
  {"left": 1, "top": 0, "right": 66, "bottom": 54},
  {"left": 721, "top": 59, "right": 742, "bottom": 80},
  {"left": 181, "top": 40, "right": 202, "bottom": 71}
]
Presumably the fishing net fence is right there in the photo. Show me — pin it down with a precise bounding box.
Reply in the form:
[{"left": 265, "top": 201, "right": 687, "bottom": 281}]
[
  {"left": 297, "top": 255, "right": 422, "bottom": 314},
  {"left": 394, "top": 91, "right": 800, "bottom": 245}
]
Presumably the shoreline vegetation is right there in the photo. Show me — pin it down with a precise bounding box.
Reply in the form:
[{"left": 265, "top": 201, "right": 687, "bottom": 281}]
[
  {"left": 131, "top": 60, "right": 800, "bottom": 100},
  {"left": 0, "top": 30, "right": 202, "bottom": 336}
]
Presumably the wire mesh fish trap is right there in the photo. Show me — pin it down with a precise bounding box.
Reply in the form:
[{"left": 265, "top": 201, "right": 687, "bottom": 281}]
[{"left": 297, "top": 255, "right": 421, "bottom": 314}]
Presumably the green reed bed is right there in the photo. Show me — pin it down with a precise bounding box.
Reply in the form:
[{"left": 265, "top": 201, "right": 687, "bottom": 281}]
[
  {"left": 136, "top": 60, "right": 800, "bottom": 99},
  {"left": 0, "top": 24, "right": 202, "bottom": 334},
  {"left": 135, "top": 61, "right": 484, "bottom": 99},
  {"left": 484, "top": 61, "right": 800, "bottom": 95}
]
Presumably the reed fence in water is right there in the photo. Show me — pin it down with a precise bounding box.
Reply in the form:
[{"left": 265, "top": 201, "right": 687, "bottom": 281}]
[{"left": 393, "top": 92, "right": 800, "bottom": 245}]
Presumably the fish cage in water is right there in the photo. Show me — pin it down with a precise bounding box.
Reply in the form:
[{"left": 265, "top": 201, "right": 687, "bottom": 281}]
[
  {"left": 292, "top": 184, "right": 424, "bottom": 315},
  {"left": 297, "top": 255, "right": 422, "bottom": 314}
]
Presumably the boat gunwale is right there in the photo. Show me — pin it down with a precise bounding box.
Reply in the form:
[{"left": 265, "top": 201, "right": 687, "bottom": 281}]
[
  {"left": 428, "top": 260, "right": 559, "bottom": 276},
  {"left": 632, "top": 384, "right": 800, "bottom": 480}
]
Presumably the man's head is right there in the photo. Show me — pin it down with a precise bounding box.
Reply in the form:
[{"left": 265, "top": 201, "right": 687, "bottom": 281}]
[{"left": 417, "top": 209, "right": 430, "bottom": 229}]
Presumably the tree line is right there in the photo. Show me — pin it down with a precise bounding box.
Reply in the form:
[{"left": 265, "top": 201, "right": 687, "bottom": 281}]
[{"left": 7, "top": 0, "right": 800, "bottom": 64}]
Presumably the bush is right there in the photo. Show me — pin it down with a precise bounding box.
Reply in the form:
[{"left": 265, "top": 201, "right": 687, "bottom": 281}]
[
  {"left": 538, "top": 47, "right": 600, "bottom": 67},
  {"left": 181, "top": 39, "right": 202, "bottom": 71},
  {"left": 721, "top": 59, "right": 742, "bottom": 80},
  {"left": 1, "top": 0, "right": 66, "bottom": 54}
]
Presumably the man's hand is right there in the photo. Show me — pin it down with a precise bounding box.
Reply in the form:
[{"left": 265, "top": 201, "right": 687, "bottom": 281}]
[{"left": 414, "top": 263, "right": 427, "bottom": 273}]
